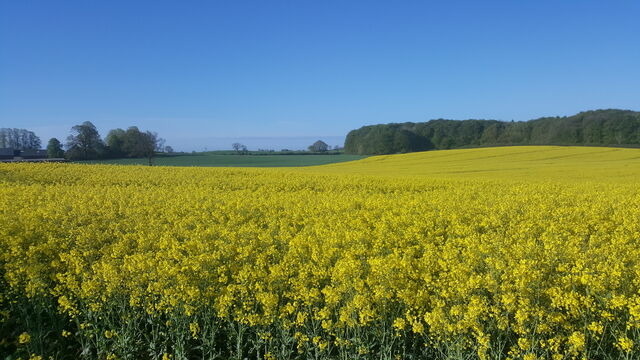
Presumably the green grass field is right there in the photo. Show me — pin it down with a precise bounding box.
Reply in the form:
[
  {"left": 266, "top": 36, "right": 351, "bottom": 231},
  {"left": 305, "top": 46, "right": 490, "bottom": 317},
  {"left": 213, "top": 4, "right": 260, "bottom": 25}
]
[{"left": 78, "top": 153, "right": 366, "bottom": 167}]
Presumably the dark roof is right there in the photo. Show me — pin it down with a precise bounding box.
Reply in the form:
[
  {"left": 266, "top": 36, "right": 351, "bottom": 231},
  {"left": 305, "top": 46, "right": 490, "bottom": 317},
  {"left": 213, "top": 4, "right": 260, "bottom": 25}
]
[{"left": 20, "top": 149, "right": 47, "bottom": 156}]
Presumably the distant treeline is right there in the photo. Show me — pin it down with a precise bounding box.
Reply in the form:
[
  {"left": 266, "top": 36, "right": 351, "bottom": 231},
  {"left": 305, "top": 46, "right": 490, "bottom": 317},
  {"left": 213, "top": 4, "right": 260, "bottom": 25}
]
[
  {"left": 344, "top": 109, "right": 640, "bottom": 155},
  {"left": 0, "top": 128, "right": 41, "bottom": 150},
  {"left": 64, "top": 122, "right": 169, "bottom": 162},
  {"left": 1, "top": 122, "right": 170, "bottom": 163}
]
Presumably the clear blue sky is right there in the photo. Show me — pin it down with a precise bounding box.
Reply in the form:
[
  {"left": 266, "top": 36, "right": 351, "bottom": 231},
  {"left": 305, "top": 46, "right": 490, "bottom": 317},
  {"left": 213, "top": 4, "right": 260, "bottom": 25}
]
[{"left": 1, "top": 0, "right": 639, "bottom": 151}]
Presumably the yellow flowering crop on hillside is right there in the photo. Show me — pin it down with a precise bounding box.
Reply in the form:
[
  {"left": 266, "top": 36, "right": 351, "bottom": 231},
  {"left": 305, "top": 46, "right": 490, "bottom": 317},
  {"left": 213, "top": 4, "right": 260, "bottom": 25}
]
[
  {"left": 1, "top": 146, "right": 640, "bottom": 359},
  {"left": 313, "top": 145, "right": 640, "bottom": 182}
]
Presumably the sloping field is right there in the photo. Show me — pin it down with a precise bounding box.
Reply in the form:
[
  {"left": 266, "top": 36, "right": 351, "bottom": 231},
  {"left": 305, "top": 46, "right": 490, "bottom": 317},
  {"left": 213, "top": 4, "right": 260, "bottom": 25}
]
[
  {"left": 314, "top": 146, "right": 640, "bottom": 182},
  {"left": 1, "top": 146, "right": 640, "bottom": 359}
]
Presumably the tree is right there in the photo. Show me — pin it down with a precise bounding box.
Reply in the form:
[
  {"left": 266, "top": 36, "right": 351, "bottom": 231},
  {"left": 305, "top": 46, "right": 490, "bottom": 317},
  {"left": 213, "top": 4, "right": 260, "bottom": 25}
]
[
  {"left": 164, "top": 146, "right": 174, "bottom": 154},
  {"left": 141, "top": 131, "right": 159, "bottom": 166},
  {"left": 232, "top": 143, "right": 248, "bottom": 154},
  {"left": 105, "top": 128, "right": 127, "bottom": 158},
  {"left": 46, "top": 138, "right": 65, "bottom": 158},
  {"left": 65, "top": 121, "right": 105, "bottom": 160},
  {"left": 0, "top": 128, "right": 41, "bottom": 150},
  {"left": 155, "top": 136, "right": 166, "bottom": 153},
  {"left": 119, "top": 127, "right": 158, "bottom": 165},
  {"left": 308, "top": 140, "right": 329, "bottom": 152},
  {"left": 104, "top": 127, "right": 166, "bottom": 161},
  {"left": 122, "top": 127, "right": 146, "bottom": 157}
]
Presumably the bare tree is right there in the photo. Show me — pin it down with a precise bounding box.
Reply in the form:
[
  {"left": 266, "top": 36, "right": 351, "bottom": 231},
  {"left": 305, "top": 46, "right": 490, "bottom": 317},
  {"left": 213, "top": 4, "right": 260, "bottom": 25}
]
[
  {"left": 155, "top": 135, "right": 166, "bottom": 152},
  {"left": 0, "top": 128, "right": 41, "bottom": 150},
  {"left": 232, "top": 143, "right": 248, "bottom": 154}
]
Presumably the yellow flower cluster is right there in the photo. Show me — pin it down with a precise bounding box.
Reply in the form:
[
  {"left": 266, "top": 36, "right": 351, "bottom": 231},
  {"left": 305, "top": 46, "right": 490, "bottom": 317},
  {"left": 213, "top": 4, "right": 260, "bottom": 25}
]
[{"left": 1, "top": 146, "right": 640, "bottom": 359}]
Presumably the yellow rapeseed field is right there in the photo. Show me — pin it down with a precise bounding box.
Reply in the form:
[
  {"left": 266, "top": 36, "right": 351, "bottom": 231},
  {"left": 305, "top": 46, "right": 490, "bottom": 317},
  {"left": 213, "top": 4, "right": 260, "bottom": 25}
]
[
  {"left": 312, "top": 145, "right": 640, "bottom": 182},
  {"left": 1, "top": 146, "right": 640, "bottom": 359}
]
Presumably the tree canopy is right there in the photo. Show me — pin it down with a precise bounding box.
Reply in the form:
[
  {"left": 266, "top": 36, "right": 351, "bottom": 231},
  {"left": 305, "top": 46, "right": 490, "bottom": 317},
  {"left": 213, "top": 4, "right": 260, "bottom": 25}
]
[
  {"left": 308, "top": 140, "right": 329, "bottom": 152},
  {"left": 65, "top": 122, "right": 167, "bottom": 162},
  {"left": 344, "top": 109, "right": 640, "bottom": 155},
  {"left": 0, "top": 128, "right": 41, "bottom": 150},
  {"left": 46, "top": 138, "right": 65, "bottom": 158},
  {"left": 65, "top": 121, "right": 105, "bottom": 160}
]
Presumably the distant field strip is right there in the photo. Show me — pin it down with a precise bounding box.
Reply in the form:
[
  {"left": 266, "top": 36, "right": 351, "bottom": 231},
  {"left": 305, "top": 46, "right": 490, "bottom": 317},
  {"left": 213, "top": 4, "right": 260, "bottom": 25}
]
[
  {"left": 79, "top": 153, "right": 366, "bottom": 167},
  {"left": 2, "top": 146, "right": 640, "bottom": 359}
]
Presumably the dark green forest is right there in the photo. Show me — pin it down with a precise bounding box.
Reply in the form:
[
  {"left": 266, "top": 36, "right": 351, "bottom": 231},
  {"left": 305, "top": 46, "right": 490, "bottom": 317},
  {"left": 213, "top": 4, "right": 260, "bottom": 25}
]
[{"left": 344, "top": 109, "right": 640, "bottom": 155}]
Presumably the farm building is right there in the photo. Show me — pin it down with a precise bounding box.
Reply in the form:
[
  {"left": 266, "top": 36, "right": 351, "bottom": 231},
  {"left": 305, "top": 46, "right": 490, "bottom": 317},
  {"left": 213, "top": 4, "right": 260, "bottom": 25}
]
[
  {"left": 0, "top": 148, "right": 15, "bottom": 160},
  {"left": 0, "top": 148, "right": 64, "bottom": 162},
  {"left": 20, "top": 149, "right": 48, "bottom": 159}
]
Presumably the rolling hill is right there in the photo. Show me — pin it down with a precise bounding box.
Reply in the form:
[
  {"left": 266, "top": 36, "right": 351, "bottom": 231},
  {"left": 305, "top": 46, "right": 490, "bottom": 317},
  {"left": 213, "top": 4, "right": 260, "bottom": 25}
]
[{"left": 314, "top": 145, "right": 640, "bottom": 182}]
